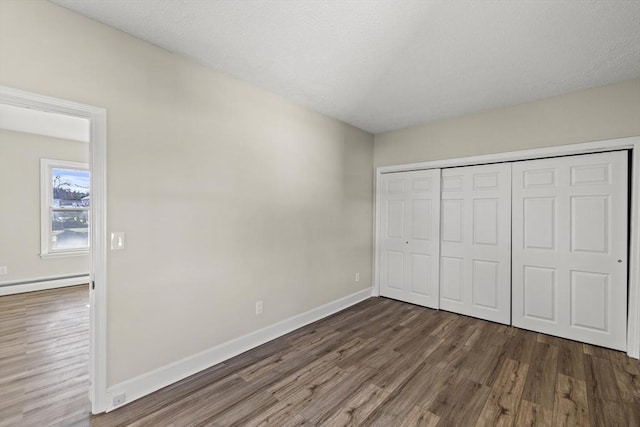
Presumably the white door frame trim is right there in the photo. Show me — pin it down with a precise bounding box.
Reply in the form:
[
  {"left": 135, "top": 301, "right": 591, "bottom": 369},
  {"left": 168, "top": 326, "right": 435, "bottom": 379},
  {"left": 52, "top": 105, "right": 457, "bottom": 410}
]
[
  {"left": 0, "top": 86, "right": 109, "bottom": 412},
  {"left": 374, "top": 136, "right": 640, "bottom": 359}
]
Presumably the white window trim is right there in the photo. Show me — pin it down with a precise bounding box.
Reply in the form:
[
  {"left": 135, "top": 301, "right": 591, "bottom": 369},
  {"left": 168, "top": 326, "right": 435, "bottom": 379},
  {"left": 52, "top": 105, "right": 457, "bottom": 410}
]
[{"left": 40, "top": 158, "right": 90, "bottom": 258}]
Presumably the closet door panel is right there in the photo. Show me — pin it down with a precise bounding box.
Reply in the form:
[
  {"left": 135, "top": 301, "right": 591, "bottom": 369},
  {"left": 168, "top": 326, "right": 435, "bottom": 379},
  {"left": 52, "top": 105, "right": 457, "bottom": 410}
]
[
  {"left": 379, "top": 169, "right": 441, "bottom": 308},
  {"left": 441, "top": 256, "right": 464, "bottom": 303},
  {"left": 440, "top": 163, "right": 512, "bottom": 324},
  {"left": 512, "top": 151, "right": 628, "bottom": 350}
]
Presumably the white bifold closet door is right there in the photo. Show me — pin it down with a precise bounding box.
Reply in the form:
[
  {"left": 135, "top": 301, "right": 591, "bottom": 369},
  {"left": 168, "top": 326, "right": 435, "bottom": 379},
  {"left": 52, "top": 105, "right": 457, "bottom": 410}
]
[
  {"left": 439, "top": 163, "right": 512, "bottom": 324},
  {"left": 379, "top": 169, "right": 441, "bottom": 308},
  {"left": 512, "top": 151, "right": 628, "bottom": 351}
]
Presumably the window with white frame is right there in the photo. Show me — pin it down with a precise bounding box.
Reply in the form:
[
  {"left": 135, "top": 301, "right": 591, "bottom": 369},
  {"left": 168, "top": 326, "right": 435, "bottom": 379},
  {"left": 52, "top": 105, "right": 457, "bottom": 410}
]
[{"left": 41, "top": 159, "right": 90, "bottom": 257}]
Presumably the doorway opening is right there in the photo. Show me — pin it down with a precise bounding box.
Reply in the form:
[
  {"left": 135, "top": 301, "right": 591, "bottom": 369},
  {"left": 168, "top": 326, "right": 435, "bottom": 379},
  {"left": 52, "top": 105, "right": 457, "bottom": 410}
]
[{"left": 0, "top": 86, "right": 107, "bottom": 414}]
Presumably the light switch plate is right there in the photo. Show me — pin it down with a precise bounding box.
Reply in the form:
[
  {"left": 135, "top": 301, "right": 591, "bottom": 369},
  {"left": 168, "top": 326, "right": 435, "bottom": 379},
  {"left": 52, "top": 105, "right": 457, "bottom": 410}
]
[
  {"left": 111, "top": 232, "right": 125, "bottom": 250},
  {"left": 0, "top": 266, "right": 7, "bottom": 275}
]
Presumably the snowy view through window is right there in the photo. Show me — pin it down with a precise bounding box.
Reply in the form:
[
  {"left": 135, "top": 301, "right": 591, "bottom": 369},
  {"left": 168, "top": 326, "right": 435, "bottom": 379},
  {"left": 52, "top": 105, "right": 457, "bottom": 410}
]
[{"left": 51, "top": 168, "right": 90, "bottom": 250}]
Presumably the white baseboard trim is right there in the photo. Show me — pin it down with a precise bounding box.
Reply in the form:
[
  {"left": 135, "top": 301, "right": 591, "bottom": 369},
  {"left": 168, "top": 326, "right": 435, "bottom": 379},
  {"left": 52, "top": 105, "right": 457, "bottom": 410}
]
[
  {"left": 105, "top": 287, "right": 373, "bottom": 412},
  {"left": 0, "top": 275, "right": 90, "bottom": 296}
]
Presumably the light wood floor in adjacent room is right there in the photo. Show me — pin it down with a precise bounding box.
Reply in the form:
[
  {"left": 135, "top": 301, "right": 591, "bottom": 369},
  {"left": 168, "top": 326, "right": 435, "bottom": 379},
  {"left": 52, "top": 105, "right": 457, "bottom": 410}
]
[
  {"left": 0, "top": 285, "right": 90, "bottom": 426},
  {"left": 1, "top": 287, "right": 639, "bottom": 426}
]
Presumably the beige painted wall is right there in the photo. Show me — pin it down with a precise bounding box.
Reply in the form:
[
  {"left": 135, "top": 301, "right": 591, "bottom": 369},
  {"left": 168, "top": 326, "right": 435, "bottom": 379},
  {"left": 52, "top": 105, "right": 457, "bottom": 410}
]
[
  {"left": 0, "top": 130, "right": 89, "bottom": 283},
  {"left": 0, "top": 1, "right": 373, "bottom": 385},
  {"left": 375, "top": 78, "right": 640, "bottom": 166}
]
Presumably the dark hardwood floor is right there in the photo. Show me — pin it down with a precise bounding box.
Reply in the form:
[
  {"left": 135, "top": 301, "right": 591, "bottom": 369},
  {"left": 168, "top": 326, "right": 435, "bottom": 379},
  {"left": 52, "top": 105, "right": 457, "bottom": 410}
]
[{"left": 1, "top": 286, "right": 638, "bottom": 426}]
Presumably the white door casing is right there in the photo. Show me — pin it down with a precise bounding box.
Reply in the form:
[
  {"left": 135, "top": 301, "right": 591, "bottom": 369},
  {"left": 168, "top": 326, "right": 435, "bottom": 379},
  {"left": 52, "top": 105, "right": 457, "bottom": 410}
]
[
  {"left": 439, "top": 163, "right": 512, "bottom": 324},
  {"left": 379, "top": 169, "right": 441, "bottom": 308},
  {"left": 512, "top": 151, "right": 628, "bottom": 351}
]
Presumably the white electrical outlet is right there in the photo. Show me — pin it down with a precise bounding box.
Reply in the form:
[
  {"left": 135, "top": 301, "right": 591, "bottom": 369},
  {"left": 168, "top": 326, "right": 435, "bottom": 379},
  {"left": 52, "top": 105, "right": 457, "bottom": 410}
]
[
  {"left": 255, "top": 300, "right": 263, "bottom": 315},
  {"left": 0, "top": 266, "right": 7, "bottom": 275},
  {"left": 355, "top": 272, "right": 360, "bottom": 282}
]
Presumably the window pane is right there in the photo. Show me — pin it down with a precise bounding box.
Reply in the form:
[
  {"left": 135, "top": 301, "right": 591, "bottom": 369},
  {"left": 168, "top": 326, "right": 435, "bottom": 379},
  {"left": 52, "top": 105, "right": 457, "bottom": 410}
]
[
  {"left": 51, "top": 168, "right": 90, "bottom": 208},
  {"left": 51, "top": 210, "right": 89, "bottom": 250}
]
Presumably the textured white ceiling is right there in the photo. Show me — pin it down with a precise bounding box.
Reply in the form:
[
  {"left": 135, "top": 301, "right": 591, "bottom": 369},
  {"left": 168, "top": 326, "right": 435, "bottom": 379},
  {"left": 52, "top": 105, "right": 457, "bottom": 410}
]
[{"left": 50, "top": 0, "right": 640, "bottom": 134}]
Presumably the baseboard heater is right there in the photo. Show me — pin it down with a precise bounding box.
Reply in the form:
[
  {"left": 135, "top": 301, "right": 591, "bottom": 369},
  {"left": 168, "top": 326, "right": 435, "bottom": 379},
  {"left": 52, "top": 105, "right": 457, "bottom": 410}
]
[{"left": 0, "top": 274, "right": 90, "bottom": 296}]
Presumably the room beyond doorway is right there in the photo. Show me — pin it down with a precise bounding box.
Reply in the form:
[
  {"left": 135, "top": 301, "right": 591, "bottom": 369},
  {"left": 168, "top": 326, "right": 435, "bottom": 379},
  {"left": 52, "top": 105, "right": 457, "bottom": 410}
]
[{"left": 0, "top": 86, "right": 109, "bottom": 413}]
